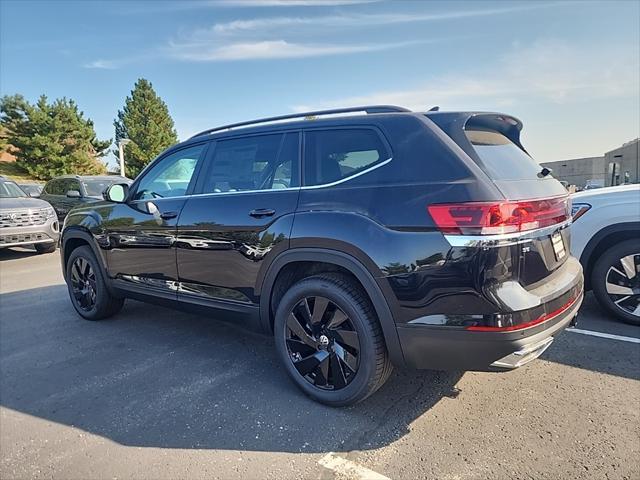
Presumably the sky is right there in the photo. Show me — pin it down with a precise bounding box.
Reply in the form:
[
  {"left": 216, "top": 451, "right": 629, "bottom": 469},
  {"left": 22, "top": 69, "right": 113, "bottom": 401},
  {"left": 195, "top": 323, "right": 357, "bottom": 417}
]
[{"left": 1, "top": 0, "right": 639, "bottom": 167}]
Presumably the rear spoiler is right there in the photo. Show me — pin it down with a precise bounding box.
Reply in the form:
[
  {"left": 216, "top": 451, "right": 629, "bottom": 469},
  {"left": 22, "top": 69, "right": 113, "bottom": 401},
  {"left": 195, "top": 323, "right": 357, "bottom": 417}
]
[{"left": 425, "top": 111, "right": 528, "bottom": 158}]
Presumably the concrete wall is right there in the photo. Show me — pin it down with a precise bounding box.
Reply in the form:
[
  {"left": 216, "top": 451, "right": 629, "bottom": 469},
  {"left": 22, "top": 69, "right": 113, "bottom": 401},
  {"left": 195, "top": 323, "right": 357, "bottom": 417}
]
[
  {"left": 604, "top": 138, "right": 640, "bottom": 186},
  {"left": 540, "top": 138, "right": 640, "bottom": 188},
  {"left": 540, "top": 156, "right": 606, "bottom": 188}
]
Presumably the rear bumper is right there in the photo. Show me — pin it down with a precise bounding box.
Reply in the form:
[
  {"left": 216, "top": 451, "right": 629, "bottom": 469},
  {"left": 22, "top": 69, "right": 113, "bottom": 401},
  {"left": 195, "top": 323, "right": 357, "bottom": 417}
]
[
  {"left": 0, "top": 219, "right": 60, "bottom": 248},
  {"left": 396, "top": 290, "right": 583, "bottom": 371}
]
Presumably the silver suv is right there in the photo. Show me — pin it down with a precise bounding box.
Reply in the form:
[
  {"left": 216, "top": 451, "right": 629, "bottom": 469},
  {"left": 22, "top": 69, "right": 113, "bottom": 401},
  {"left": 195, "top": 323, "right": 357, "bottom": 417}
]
[{"left": 0, "top": 175, "right": 59, "bottom": 253}]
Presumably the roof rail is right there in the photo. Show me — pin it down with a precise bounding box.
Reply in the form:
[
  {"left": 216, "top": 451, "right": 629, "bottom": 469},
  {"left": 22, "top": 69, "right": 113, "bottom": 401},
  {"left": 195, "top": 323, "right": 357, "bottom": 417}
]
[{"left": 189, "top": 105, "right": 411, "bottom": 139}]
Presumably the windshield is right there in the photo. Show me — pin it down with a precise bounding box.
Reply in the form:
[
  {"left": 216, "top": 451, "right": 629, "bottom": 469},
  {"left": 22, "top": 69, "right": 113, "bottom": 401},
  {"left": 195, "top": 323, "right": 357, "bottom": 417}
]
[
  {"left": 82, "top": 179, "right": 119, "bottom": 197},
  {"left": 20, "top": 184, "right": 42, "bottom": 196},
  {"left": 465, "top": 129, "right": 543, "bottom": 180},
  {"left": 0, "top": 180, "right": 27, "bottom": 198}
]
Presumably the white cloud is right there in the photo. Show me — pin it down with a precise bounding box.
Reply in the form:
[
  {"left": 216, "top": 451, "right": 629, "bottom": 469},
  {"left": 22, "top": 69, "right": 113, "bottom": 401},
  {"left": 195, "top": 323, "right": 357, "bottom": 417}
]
[
  {"left": 215, "top": 0, "right": 379, "bottom": 6},
  {"left": 83, "top": 59, "right": 118, "bottom": 70},
  {"left": 81, "top": 2, "right": 573, "bottom": 68},
  {"left": 167, "top": 39, "right": 419, "bottom": 61},
  {"left": 291, "top": 40, "right": 640, "bottom": 112},
  {"left": 211, "top": 4, "right": 559, "bottom": 34}
]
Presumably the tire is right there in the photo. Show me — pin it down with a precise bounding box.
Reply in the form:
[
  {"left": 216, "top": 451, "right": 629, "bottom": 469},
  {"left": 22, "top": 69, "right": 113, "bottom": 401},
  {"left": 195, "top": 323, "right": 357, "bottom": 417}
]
[
  {"left": 66, "top": 245, "right": 124, "bottom": 321},
  {"left": 274, "top": 273, "right": 392, "bottom": 406},
  {"left": 591, "top": 239, "right": 640, "bottom": 326},
  {"left": 35, "top": 242, "right": 57, "bottom": 254}
]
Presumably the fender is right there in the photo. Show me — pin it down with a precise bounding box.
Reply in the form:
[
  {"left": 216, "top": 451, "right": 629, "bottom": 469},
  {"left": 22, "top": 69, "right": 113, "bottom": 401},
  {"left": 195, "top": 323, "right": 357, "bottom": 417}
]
[
  {"left": 580, "top": 221, "right": 640, "bottom": 287},
  {"left": 580, "top": 221, "right": 640, "bottom": 266},
  {"left": 60, "top": 226, "right": 108, "bottom": 281},
  {"left": 259, "top": 248, "right": 406, "bottom": 367}
]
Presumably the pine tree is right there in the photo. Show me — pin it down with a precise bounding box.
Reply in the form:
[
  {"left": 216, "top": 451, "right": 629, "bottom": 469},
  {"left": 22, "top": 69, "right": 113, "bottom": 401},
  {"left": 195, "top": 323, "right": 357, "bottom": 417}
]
[
  {"left": 0, "top": 94, "right": 109, "bottom": 180},
  {"left": 113, "top": 79, "right": 177, "bottom": 178}
]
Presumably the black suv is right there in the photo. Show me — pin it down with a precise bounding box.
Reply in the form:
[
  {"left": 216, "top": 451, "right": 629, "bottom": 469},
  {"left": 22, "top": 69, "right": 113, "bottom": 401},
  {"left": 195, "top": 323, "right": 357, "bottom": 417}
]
[
  {"left": 61, "top": 106, "right": 583, "bottom": 406},
  {"left": 40, "top": 175, "right": 130, "bottom": 221}
]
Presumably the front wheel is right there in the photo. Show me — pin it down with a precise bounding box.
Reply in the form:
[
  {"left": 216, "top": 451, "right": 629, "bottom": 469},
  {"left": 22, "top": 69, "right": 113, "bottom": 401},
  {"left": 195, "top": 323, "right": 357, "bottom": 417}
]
[
  {"left": 591, "top": 239, "right": 640, "bottom": 325},
  {"left": 274, "top": 273, "right": 392, "bottom": 406},
  {"left": 66, "top": 246, "right": 124, "bottom": 320}
]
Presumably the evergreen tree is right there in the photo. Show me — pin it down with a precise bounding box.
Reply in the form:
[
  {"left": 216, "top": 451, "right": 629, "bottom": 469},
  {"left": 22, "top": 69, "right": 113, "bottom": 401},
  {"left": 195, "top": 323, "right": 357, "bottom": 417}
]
[
  {"left": 0, "top": 94, "right": 109, "bottom": 180},
  {"left": 113, "top": 78, "right": 177, "bottom": 178}
]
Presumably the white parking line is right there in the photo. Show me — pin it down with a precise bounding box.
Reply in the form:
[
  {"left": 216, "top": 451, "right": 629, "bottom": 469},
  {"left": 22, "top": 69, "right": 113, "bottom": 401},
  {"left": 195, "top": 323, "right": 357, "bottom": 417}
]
[
  {"left": 318, "top": 452, "right": 391, "bottom": 480},
  {"left": 567, "top": 328, "right": 640, "bottom": 344}
]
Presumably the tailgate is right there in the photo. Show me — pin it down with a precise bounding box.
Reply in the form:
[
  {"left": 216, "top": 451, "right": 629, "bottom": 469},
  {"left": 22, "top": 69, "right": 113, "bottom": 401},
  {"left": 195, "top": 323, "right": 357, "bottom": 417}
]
[{"left": 429, "top": 112, "right": 572, "bottom": 288}]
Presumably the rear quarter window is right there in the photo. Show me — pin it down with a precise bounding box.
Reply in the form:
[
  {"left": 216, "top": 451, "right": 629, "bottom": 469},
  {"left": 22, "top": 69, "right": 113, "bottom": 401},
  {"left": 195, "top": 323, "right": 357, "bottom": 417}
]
[{"left": 303, "top": 128, "right": 389, "bottom": 186}]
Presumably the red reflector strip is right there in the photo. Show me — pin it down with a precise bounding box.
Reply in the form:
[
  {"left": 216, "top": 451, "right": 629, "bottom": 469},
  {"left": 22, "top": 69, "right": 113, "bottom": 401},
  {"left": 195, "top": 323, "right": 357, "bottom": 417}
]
[{"left": 466, "top": 295, "right": 580, "bottom": 332}]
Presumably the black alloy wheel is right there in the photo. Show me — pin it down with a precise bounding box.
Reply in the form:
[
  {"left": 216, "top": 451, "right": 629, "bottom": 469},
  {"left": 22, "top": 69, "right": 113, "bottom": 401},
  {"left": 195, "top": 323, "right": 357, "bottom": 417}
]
[
  {"left": 285, "top": 296, "right": 360, "bottom": 390},
  {"left": 70, "top": 256, "right": 97, "bottom": 311},
  {"left": 65, "top": 245, "right": 124, "bottom": 320},
  {"left": 274, "top": 273, "right": 392, "bottom": 406}
]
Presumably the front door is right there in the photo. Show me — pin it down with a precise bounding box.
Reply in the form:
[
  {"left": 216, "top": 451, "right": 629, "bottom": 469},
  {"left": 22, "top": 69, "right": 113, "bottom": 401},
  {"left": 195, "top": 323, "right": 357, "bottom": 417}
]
[
  {"left": 176, "top": 131, "right": 300, "bottom": 307},
  {"left": 105, "top": 143, "right": 208, "bottom": 297}
]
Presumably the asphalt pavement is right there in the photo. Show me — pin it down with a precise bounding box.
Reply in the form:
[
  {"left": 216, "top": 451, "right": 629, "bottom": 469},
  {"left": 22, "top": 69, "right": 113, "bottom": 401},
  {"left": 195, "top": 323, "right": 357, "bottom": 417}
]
[{"left": 0, "top": 247, "right": 638, "bottom": 480}]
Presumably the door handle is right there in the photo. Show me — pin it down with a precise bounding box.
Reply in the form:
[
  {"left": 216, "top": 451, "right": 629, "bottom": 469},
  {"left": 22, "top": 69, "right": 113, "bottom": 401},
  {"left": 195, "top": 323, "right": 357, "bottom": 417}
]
[
  {"left": 249, "top": 208, "right": 276, "bottom": 218},
  {"left": 160, "top": 211, "right": 179, "bottom": 220}
]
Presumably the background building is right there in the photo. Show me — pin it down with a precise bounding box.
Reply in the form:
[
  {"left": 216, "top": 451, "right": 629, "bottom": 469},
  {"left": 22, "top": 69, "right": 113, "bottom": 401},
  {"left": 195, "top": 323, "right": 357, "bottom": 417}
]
[
  {"left": 541, "top": 138, "right": 639, "bottom": 188},
  {"left": 604, "top": 138, "right": 640, "bottom": 186},
  {"left": 540, "top": 156, "right": 606, "bottom": 188}
]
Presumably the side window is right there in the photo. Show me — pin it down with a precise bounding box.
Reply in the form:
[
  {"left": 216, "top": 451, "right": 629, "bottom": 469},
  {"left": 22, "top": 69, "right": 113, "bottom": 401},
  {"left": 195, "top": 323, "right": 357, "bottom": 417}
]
[
  {"left": 200, "top": 132, "right": 298, "bottom": 193},
  {"left": 266, "top": 132, "right": 299, "bottom": 189},
  {"left": 42, "top": 180, "right": 54, "bottom": 195},
  {"left": 133, "top": 145, "right": 204, "bottom": 200},
  {"left": 66, "top": 179, "right": 81, "bottom": 195},
  {"left": 44, "top": 179, "right": 64, "bottom": 195},
  {"left": 303, "top": 128, "right": 389, "bottom": 186}
]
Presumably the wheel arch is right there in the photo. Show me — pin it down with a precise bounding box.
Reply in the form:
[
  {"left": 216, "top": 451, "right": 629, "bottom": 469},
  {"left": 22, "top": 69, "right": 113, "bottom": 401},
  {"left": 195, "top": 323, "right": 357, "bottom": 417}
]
[
  {"left": 580, "top": 222, "right": 640, "bottom": 290},
  {"left": 259, "top": 248, "right": 406, "bottom": 367},
  {"left": 61, "top": 227, "right": 108, "bottom": 283}
]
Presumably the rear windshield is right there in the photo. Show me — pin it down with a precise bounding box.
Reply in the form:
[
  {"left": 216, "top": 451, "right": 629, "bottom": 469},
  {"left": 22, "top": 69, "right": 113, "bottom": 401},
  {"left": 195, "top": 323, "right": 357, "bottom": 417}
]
[{"left": 465, "top": 129, "right": 542, "bottom": 180}]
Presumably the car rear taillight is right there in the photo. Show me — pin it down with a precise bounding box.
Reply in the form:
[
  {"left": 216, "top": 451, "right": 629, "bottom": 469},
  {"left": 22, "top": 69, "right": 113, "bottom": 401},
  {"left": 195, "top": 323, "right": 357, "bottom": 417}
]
[{"left": 428, "top": 196, "right": 570, "bottom": 235}]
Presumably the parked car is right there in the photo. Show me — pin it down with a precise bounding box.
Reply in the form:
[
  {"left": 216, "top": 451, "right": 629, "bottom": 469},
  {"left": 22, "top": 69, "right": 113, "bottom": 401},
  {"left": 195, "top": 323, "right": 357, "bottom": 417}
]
[
  {"left": 17, "top": 183, "right": 44, "bottom": 197},
  {"left": 40, "top": 175, "right": 131, "bottom": 221},
  {"left": 584, "top": 179, "right": 604, "bottom": 190},
  {"left": 60, "top": 106, "right": 583, "bottom": 406},
  {"left": 0, "top": 175, "right": 59, "bottom": 253},
  {"left": 571, "top": 184, "right": 640, "bottom": 325}
]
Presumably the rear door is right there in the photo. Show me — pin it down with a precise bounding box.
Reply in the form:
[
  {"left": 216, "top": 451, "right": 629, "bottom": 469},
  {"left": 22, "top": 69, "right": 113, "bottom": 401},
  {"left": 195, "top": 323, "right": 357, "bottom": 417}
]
[{"left": 176, "top": 131, "right": 300, "bottom": 308}]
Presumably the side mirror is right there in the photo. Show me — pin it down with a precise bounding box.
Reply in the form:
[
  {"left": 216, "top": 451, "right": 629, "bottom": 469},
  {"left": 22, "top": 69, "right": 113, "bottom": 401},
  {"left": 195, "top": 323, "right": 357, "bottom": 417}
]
[
  {"left": 66, "top": 190, "right": 81, "bottom": 198},
  {"left": 104, "top": 183, "right": 129, "bottom": 203}
]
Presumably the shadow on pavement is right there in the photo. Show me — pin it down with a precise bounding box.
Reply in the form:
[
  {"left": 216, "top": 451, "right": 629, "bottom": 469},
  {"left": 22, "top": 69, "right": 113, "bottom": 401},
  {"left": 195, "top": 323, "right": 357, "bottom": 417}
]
[
  {"left": 0, "top": 246, "right": 40, "bottom": 260},
  {"left": 541, "top": 293, "right": 640, "bottom": 381},
  {"left": 0, "top": 285, "right": 463, "bottom": 453}
]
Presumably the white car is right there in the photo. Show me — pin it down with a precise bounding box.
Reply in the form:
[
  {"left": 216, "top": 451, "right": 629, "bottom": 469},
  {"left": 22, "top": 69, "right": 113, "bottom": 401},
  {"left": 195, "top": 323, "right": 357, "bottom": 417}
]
[{"left": 571, "top": 184, "right": 640, "bottom": 325}]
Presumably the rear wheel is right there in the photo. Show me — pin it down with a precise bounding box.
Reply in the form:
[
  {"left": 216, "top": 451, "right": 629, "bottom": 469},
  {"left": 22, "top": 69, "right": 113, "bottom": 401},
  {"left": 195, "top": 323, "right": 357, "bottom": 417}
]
[
  {"left": 274, "top": 273, "right": 392, "bottom": 406},
  {"left": 66, "top": 246, "right": 124, "bottom": 320},
  {"left": 591, "top": 239, "right": 640, "bottom": 325},
  {"left": 35, "top": 242, "right": 56, "bottom": 254}
]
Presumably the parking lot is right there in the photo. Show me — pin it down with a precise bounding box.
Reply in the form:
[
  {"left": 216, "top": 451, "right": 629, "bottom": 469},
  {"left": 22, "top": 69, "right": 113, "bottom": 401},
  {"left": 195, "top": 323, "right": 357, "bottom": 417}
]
[{"left": 0, "top": 248, "right": 638, "bottom": 480}]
